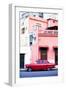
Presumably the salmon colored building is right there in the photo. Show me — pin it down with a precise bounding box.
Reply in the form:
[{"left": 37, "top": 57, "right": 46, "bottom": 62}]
[
  {"left": 20, "top": 15, "right": 58, "bottom": 69},
  {"left": 29, "top": 16, "right": 58, "bottom": 65}
]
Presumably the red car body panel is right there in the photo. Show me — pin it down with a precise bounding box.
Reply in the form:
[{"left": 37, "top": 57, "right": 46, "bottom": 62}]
[{"left": 25, "top": 63, "right": 55, "bottom": 71}]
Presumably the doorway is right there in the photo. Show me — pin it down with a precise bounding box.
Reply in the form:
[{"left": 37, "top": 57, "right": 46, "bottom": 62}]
[
  {"left": 40, "top": 47, "right": 48, "bottom": 60},
  {"left": 20, "top": 54, "right": 25, "bottom": 69},
  {"left": 54, "top": 48, "right": 58, "bottom": 65}
]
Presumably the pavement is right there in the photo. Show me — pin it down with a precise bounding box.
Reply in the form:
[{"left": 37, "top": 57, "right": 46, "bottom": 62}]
[{"left": 20, "top": 69, "right": 58, "bottom": 78}]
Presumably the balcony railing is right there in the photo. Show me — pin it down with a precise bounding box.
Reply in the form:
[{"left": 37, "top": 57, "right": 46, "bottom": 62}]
[{"left": 38, "top": 30, "right": 58, "bottom": 37}]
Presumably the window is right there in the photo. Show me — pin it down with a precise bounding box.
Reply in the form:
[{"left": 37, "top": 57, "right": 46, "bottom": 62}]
[
  {"left": 32, "top": 25, "right": 37, "bottom": 30},
  {"left": 25, "top": 15, "right": 29, "bottom": 18},
  {"left": 29, "top": 35, "right": 33, "bottom": 46},
  {"left": 36, "top": 23, "right": 41, "bottom": 26},
  {"left": 40, "top": 48, "right": 48, "bottom": 60},
  {"left": 20, "top": 54, "right": 25, "bottom": 68},
  {"left": 47, "top": 26, "right": 58, "bottom": 30},
  {"left": 32, "top": 23, "right": 41, "bottom": 30},
  {"left": 21, "top": 12, "right": 29, "bottom": 19},
  {"left": 21, "top": 27, "right": 25, "bottom": 34},
  {"left": 36, "top": 23, "right": 41, "bottom": 30},
  {"left": 53, "top": 20, "right": 56, "bottom": 23},
  {"left": 54, "top": 48, "right": 58, "bottom": 65},
  {"left": 39, "top": 13, "right": 43, "bottom": 18},
  {"left": 29, "top": 32, "right": 36, "bottom": 46},
  {"left": 33, "top": 15, "right": 36, "bottom": 17}
]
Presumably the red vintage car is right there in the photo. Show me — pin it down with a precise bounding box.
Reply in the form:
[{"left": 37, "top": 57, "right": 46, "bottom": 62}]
[{"left": 25, "top": 60, "right": 55, "bottom": 71}]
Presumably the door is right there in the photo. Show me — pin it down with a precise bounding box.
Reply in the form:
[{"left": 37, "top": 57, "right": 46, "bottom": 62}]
[
  {"left": 54, "top": 48, "right": 58, "bottom": 65},
  {"left": 40, "top": 48, "right": 47, "bottom": 60},
  {"left": 20, "top": 54, "right": 25, "bottom": 69}
]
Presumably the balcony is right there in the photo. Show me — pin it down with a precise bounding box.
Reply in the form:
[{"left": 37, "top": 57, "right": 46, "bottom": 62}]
[{"left": 38, "top": 30, "right": 58, "bottom": 37}]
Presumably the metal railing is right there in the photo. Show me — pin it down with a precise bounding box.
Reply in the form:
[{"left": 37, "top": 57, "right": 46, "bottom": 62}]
[{"left": 38, "top": 30, "right": 58, "bottom": 37}]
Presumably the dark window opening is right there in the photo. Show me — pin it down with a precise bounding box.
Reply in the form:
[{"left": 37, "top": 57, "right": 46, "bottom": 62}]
[
  {"left": 39, "top": 13, "right": 43, "bottom": 18},
  {"left": 30, "top": 42, "right": 32, "bottom": 45},
  {"left": 21, "top": 27, "right": 25, "bottom": 34},
  {"left": 29, "top": 35, "right": 33, "bottom": 46},
  {"left": 40, "top": 47, "right": 48, "bottom": 60},
  {"left": 20, "top": 54, "right": 25, "bottom": 69},
  {"left": 25, "top": 15, "right": 29, "bottom": 18},
  {"left": 53, "top": 20, "right": 56, "bottom": 23},
  {"left": 47, "top": 26, "right": 58, "bottom": 30},
  {"left": 54, "top": 48, "right": 58, "bottom": 65},
  {"left": 33, "top": 15, "right": 36, "bottom": 17}
]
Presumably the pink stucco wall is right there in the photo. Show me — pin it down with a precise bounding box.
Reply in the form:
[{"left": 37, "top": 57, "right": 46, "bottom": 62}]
[
  {"left": 47, "top": 19, "right": 58, "bottom": 27},
  {"left": 38, "top": 37, "right": 58, "bottom": 63},
  {"left": 29, "top": 16, "right": 48, "bottom": 31},
  {"left": 29, "top": 16, "right": 58, "bottom": 64}
]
